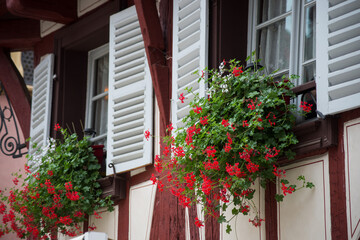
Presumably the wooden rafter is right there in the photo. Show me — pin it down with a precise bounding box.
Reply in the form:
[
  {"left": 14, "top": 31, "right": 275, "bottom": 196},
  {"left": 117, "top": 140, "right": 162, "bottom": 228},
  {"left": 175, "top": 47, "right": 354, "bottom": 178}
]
[
  {"left": 0, "top": 48, "right": 31, "bottom": 140},
  {"left": 0, "top": 19, "right": 40, "bottom": 49},
  {"left": 0, "top": 0, "right": 7, "bottom": 16},
  {"left": 6, "top": 0, "right": 76, "bottom": 24},
  {"left": 134, "top": 0, "right": 170, "bottom": 132}
]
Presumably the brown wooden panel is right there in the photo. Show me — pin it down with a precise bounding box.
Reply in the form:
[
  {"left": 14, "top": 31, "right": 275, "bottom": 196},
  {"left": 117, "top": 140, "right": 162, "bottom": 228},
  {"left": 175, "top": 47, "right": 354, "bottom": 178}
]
[
  {"left": 0, "top": 19, "right": 40, "bottom": 49},
  {"left": 0, "top": 49, "right": 31, "bottom": 140},
  {"left": 6, "top": 0, "right": 76, "bottom": 24}
]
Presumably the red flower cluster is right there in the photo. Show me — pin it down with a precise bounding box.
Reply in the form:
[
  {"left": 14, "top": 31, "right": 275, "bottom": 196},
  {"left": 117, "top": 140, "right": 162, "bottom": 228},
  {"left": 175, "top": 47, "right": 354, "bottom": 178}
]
[
  {"left": 193, "top": 105, "right": 202, "bottom": 114},
  {"left": 200, "top": 116, "right": 208, "bottom": 125},
  {"left": 247, "top": 98, "right": 262, "bottom": 110},
  {"left": 249, "top": 217, "right": 264, "bottom": 227},
  {"left": 195, "top": 217, "right": 204, "bottom": 228},
  {"left": 273, "top": 165, "right": 286, "bottom": 178},
  {"left": 232, "top": 66, "right": 243, "bottom": 77},
  {"left": 54, "top": 123, "right": 61, "bottom": 131},
  {"left": 300, "top": 101, "right": 313, "bottom": 113},
  {"left": 179, "top": 93, "right": 185, "bottom": 103},
  {"left": 221, "top": 119, "right": 230, "bottom": 127},
  {"left": 281, "top": 182, "right": 295, "bottom": 196},
  {"left": 66, "top": 191, "right": 80, "bottom": 201},
  {"left": 204, "top": 146, "right": 216, "bottom": 158},
  {"left": 144, "top": 130, "right": 150, "bottom": 141}
]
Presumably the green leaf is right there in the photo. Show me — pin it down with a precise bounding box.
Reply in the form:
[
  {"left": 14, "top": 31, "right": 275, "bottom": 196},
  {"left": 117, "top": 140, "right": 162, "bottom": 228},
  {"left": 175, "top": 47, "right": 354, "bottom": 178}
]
[{"left": 275, "top": 194, "right": 284, "bottom": 202}]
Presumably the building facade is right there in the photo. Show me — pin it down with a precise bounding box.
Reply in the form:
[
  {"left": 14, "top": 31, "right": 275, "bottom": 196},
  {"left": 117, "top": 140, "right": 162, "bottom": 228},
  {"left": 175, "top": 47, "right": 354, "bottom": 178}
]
[{"left": 0, "top": 0, "right": 359, "bottom": 239}]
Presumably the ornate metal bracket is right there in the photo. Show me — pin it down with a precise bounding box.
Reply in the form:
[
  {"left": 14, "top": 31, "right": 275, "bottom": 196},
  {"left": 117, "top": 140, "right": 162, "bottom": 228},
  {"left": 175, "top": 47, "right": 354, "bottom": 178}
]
[{"left": 0, "top": 83, "right": 27, "bottom": 158}]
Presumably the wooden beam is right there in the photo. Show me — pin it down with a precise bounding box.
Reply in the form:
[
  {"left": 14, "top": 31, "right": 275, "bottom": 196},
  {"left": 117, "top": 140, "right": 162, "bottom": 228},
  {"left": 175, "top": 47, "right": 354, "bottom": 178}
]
[
  {"left": 6, "top": 0, "right": 76, "bottom": 24},
  {"left": 0, "top": 48, "right": 31, "bottom": 140},
  {"left": 134, "top": 0, "right": 170, "bottom": 131},
  {"left": 0, "top": 0, "right": 7, "bottom": 16},
  {"left": 0, "top": 19, "right": 40, "bottom": 50}
]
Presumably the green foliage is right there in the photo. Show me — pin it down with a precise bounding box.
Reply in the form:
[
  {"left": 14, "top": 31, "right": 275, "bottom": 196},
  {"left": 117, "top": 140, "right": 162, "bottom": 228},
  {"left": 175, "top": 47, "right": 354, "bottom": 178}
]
[
  {"left": 153, "top": 58, "right": 314, "bottom": 232},
  {"left": 0, "top": 127, "right": 113, "bottom": 239}
]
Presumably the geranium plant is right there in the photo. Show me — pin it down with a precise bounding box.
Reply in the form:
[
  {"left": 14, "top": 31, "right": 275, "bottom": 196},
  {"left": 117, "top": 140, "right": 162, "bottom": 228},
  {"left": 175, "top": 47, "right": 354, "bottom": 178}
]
[
  {"left": 0, "top": 126, "right": 113, "bottom": 239},
  {"left": 149, "top": 59, "right": 314, "bottom": 233}
]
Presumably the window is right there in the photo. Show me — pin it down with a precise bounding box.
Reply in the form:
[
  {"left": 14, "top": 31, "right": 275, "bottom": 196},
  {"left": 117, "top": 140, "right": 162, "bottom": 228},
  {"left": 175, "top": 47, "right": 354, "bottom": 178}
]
[
  {"left": 85, "top": 44, "right": 109, "bottom": 146},
  {"left": 249, "top": 0, "right": 316, "bottom": 85}
]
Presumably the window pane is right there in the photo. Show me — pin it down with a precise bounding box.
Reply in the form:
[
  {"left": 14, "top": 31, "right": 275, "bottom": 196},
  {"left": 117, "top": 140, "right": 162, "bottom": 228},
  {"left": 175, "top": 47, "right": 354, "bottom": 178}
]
[
  {"left": 304, "top": 5, "right": 316, "bottom": 62},
  {"left": 303, "top": 61, "right": 316, "bottom": 83},
  {"left": 258, "top": 0, "right": 292, "bottom": 24},
  {"left": 257, "top": 16, "right": 292, "bottom": 73},
  {"left": 95, "top": 54, "right": 109, "bottom": 95},
  {"left": 93, "top": 98, "right": 108, "bottom": 138}
]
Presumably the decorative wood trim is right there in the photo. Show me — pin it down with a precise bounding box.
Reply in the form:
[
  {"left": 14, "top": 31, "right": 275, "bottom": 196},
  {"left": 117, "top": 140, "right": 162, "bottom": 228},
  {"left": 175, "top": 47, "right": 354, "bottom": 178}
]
[
  {"left": 265, "top": 182, "right": 278, "bottom": 240},
  {"left": 6, "top": 0, "right": 76, "bottom": 24},
  {"left": 134, "top": 0, "right": 170, "bottom": 131},
  {"left": 98, "top": 176, "right": 126, "bottom": 201},
  {"left": 0, "top": 19, "right": 40, "bottom": 49},
  {"left": 0, "top": 49, "right": 31, "bottom": 141},
  {"left": 291, "top": 117, "right": 337, "bottom": 156}
]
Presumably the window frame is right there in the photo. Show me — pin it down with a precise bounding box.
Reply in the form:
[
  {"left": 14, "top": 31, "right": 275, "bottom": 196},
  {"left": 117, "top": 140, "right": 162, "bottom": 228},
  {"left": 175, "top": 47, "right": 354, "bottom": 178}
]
[
  {"left": 85, "top": 43, "right": 109, "bottom": 144},
  {"left": 248, "top": 0, "right": 316, "bottom": 86}
]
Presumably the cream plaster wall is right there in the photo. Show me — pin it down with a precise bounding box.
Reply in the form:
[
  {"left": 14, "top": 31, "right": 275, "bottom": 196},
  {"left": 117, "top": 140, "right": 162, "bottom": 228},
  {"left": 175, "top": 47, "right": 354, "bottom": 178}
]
[
  {"left": 89, "top": 206, "right": 119, "bottom": 240},
  {"left": 278, "top": 154, "right": 331, "bottom": 240},
  {"left": 220, "top": 180, "right": 265, "bottom": 240},
  {"left": 129, "top": 180, "right": 157, "bottom": 240},
  {"left": 344, "top": 118, "right": 360, "bottom": 240}
]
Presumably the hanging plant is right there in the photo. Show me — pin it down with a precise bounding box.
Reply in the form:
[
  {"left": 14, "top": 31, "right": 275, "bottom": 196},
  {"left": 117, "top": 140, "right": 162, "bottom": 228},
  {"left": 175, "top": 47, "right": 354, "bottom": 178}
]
[
  {"left": 0, "top": 126, "right": 113, "bottom": 239},
  {"left": 148, "top": 59, "right": 314, "bottom": 233}
]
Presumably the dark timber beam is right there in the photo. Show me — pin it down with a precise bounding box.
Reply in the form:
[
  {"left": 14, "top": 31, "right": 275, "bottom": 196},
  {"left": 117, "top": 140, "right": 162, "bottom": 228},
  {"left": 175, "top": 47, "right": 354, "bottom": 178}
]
[
  {"left": 0, "top": 19, "right": 40, "bottom": 50},
  {"left": 6, "top": 0, "right": 76, "bottom": 24},
  {"left": 134, "top": 0, "right": 170, "bottom": 131},
  {"left": 0, "top": 49, "right": 31, "bottom": 140},
  {"left": 0, "top": 0, "right": 7, "bottom": 16}
]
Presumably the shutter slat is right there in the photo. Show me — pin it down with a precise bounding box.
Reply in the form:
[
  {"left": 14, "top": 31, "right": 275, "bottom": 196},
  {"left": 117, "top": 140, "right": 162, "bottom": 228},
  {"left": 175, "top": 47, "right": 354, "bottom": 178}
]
[
  {"left": 112, "top": 134, "right": 143, "bottom": 149},
  {"left": 112, "top": 149, "right": 144, "bottom": 164},
  {"left": 114, "top": 49, "right": 144, "bottom": 66},
  {"left": 172, "top": 0, "right": 208, "bottom": 129},
  {"left": 317, "top": 0, "right": 360, "bottom": 115},
  {"left": 328, "top": 49, "right": 360, "bottom": 72},
  {"left": 329, "top": 63, "right": 360, "bottom": 86},
  {"left": 29, "top": 54, "right": 54, "bottom": 156},
  {"left": 107, "top": 6, "right": 153, "bottom": 174},
  {"left": 112, "top": 125, "right": 144, "bottom": 142}
]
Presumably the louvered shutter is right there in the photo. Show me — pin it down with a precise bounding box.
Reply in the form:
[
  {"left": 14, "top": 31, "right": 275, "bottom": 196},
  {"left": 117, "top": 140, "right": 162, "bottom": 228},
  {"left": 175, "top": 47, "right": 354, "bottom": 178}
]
[
  {"left": 171, "top": 0, "right": 209, "bottom": 129},
  {"left": 317, "top": 0, "right": 360, "bottom": 116},
  {"left": 29, "top": 54, "right": 54, "bottom": 156},
  {"left": 107, "top": 6, "right": 153, "bottom": 175}
]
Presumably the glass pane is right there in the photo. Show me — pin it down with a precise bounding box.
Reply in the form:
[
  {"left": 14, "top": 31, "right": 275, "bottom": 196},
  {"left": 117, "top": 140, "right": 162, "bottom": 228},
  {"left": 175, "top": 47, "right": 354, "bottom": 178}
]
[
  {"left": 95, "top": 54, "right": 109, "bottom": 95},
  {"left": 93, "top": 98, "right": 108, "bottom": 137},
  {"left": 303, "top": 61, "right": 316, "bottom": 83},
  {"left": 257, "top": 16, "right": 292, "bottom": 73},
  {"left": 303, "top": 5, "right": 316, "bottom": 62},
  {"left": 258, "top": 0, "right": 292, "bottom": 24}
]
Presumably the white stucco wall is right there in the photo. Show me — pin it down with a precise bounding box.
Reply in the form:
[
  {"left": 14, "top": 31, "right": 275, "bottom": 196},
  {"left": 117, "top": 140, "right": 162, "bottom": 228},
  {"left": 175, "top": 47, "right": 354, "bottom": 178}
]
[
  {"left": 344, "top": 118, "right": 360, "bottom": 240},
  {"left": 278, "top": 154, "right": 331, "bottom": 240}
]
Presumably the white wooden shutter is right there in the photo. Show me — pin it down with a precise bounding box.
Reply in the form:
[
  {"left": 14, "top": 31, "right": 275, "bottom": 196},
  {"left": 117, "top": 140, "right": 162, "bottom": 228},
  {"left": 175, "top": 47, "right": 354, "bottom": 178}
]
[
  {"left": 317, "top": 0, "right": 360, "bottom": 116},
  {"left": 29, "top": 54, "right": 54, "bottom": 155},
  {"left": 171, "top": 0, "right": 208, "bottom": 129},
  {"left": 107, "top": 6, "right": 153, "bottom": 175}
]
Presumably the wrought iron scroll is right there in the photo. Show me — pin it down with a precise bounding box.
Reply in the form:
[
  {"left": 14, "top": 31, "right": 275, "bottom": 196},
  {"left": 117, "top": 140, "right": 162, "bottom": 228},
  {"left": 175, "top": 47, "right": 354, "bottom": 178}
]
[{"left": 0, "top": 83, "right": 27, "bottom": 158}]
